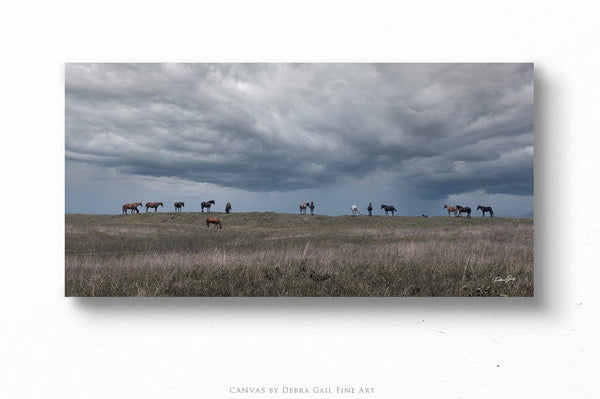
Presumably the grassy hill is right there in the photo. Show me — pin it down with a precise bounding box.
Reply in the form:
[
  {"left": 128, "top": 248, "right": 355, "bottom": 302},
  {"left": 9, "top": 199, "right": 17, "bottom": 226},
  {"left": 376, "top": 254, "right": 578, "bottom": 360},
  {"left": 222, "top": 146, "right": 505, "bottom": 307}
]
[{"left": 65, "top": 212, "right": 533, "bottom": 297}]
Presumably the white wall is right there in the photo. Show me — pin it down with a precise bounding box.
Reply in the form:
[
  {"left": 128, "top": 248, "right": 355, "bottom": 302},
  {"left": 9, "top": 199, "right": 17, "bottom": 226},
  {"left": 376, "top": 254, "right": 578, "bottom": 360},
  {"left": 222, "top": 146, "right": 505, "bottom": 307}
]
[{"left": 2, "top": 1, "right": 599, "bottom": 397}]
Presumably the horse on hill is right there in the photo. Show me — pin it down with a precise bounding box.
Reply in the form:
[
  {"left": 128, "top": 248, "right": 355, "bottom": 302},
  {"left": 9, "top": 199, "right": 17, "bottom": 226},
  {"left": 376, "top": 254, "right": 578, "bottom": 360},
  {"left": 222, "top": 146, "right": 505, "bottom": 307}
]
[
  {"left": 145, "top": 202, "right": 163, "bottom": 212},
  {"left": 309, "top": 202, "right": 315, "bottom": 215},
  {"left": 225, "top": 202, "right": 232, "bottom": 214},
  {"left": 201, "top": 200, "right": 215, "bottom": 212},
  {"left": 443, "top": 204, "right": 458, "bottom": 217},
  {"left": 299, "top": 202, "right": 310, "bottom": 215},
  {"left": 367, "top": 203, "right": 373, "bottom": 216},
  {"left": 381, "top": 204, "right": 396, "bottom": 216},
  {"left": 477, "top": 205, "right": 494, "bottom": 217},
  {"left": 351, "top": 205, "right": 361, "bottom": 216},
  {"left": 456, "top": 205, "right": 471, "bottom": 218},
  {"left": 174, "top": 202, "right": 184, "bottom": 212},
  {"left": 206, "top": 217, "right": 222, "bottom": 229},
  {"left": 122, "top": 202, "right": 142, "bottom": 214}
]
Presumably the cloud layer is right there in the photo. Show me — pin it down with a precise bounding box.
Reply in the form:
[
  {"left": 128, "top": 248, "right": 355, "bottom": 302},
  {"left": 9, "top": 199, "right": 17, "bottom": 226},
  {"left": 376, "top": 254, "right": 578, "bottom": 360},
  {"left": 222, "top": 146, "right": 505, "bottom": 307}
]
[{"left": 66, "top": 63, "right": 533, "bottom": 213}]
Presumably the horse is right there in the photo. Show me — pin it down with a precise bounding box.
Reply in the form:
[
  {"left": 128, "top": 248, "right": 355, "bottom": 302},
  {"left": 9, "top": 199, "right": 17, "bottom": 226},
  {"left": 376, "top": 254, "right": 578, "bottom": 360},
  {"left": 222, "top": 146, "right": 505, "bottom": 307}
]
[
  {"left": 174, "top": 202, "right": 184, "bottom": 212},
  {"left": 421, "top": 214, "right": 429, "bottom": 218},
  {"left": 299, "top": 202, "right": 310, "bottom": 215},
  {"left": 309, "top": 202, "right": 315, "bottom": 215},
  {"left": 351, "top": 205, "right": 361, "bottom": 216},
  {"left": 477, "top": 205, "right": 494, "bottom": 217},
  {"left": 122, "top": 202, "right": 142, "bottom": 214},
  {"left": 206, "top": 217, "right": 222, "bottom": 229},
  {"left": 367, "top": 202, "right": 373, "bottom": 216},
  {"left": 381, "top": 204, "right": 396, "bottom": 216},
  {"left": 456, "top": 205, "right": 471, "bottom": 218},
  {"left": 145, "top": 202, "right": 163, "bottom": 212},
  {"left": 443, "top": 204, "right": 458, "bottom": 217},
  {"left": 225, "top": 202, "right": 232, "bottom": 214},
  {"left": 201, "top": 200, "right": 215, "bottom": 212}
]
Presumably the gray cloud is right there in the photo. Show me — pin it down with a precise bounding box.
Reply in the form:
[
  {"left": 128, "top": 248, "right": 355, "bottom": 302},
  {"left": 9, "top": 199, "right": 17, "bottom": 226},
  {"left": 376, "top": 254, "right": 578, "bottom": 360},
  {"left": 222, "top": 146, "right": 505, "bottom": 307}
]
[{"left": 66, "top": 63, "right": 533, "bottom": 213}]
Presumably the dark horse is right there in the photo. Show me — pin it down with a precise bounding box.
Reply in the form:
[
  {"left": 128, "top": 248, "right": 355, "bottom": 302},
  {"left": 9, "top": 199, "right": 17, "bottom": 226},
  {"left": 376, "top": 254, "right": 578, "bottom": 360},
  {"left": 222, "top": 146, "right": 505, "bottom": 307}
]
[
  {"left": 477, "top": 205, "right": 494, "bottom": 217},
  {"left": 309, "top": 202, "right": 315, "bottom": 215},
  {"left": 122, "top": 202, "right": 142, "bottom": 215},
  {"left": 206, "top": 217, "right": 222, "bottom": 229},
  {"left": 381, "top": 204, "right": 396, "bottom": 216},
  {"left": 299, "top": 202, "right": 310, "bottom": 215},
  {"left": 367, "top": 202, "right": 373, "bottom": 216},
  {"left": 145, "top": 202, "right": 163, "bottom": 212},
  {"left": 201, "top": 200, "right": 215, "bottom": 212},
  {"left": 225, "top": 202, "right": 232, "bottom": 214},
  {"left": 456, "top": 205, "right": 471, "bottom": 218},
  {"left": 174, "top": 202, "right": 184, "bottom": 212}
]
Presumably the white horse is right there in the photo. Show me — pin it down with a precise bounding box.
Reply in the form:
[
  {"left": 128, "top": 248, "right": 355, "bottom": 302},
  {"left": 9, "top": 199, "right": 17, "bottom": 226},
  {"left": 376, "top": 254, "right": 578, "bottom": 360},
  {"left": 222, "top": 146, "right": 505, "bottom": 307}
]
[{"left": 351, "top": 205, "right": 361, "bottom": 216}]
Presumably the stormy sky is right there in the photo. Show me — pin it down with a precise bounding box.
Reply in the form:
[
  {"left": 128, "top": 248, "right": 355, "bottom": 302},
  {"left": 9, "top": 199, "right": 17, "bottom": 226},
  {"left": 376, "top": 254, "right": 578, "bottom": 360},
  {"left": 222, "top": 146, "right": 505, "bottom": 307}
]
[{"left": 65, "top": 63, "right": 533, "bottom": 216}]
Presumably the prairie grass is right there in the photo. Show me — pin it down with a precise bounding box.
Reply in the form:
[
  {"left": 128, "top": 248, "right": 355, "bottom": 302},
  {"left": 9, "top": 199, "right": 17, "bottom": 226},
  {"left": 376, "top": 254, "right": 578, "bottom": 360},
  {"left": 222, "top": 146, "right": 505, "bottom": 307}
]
[{"left": 65, "top": 212, "right": 533, "bottom": 297}]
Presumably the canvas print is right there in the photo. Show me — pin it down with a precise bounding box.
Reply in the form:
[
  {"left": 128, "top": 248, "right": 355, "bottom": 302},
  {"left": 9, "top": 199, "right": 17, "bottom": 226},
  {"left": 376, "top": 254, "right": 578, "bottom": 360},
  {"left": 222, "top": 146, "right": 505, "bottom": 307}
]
[{"left": 65, "top": 63, "right": 533, "bottom": 297}]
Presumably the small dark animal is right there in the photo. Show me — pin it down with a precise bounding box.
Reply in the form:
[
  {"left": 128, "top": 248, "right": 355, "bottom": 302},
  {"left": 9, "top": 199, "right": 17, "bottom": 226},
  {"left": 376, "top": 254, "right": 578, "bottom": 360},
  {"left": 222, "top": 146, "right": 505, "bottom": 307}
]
[
  {"left": 421, "top": 214, "right": 429, "bottom": 218},
  {"left": 309, "top": 270, "right": 330, "bottom": 282},
  {"left": 206, "top": 217, "right": 222, "bottom": 229},
  {"left": 174, "top": 202, "right": 184, "bottom": 212},
  {"left": 477, "top": 205, "right": 494, "bottom": 217},
  {"left": 443, "top": 204, "right": 458, "bottom": 217},
  {"left": 367, "top": 202, "right": 373, "bottom": 216},
  {"left": 309, "top": 202, "right": 315, "bottom": 215},
  {"left": 122, "top": 202, "right": 142, "bottom": 215},
  {"left": 201, "top": 200, "right": 215, "bottom": 212},
  {"left": 456, "top": 205, "right": 471, "bottom": 218},
  {"left": 225, "top": 202, "right": 232, "bottom": 214},
  {"left": 299, "top": 202, "right": 310, "bottom": 215},
  {"left": 145, "top": 202, "right": 163, "bottom": 212},
  {"left": 381, "top": 204, "right": 396, "bottom": 216}
]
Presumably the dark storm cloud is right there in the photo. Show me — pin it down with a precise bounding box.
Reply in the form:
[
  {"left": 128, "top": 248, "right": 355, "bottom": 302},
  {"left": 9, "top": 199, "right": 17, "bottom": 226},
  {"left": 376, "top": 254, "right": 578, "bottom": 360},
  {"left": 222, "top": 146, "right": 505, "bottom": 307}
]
[{"left": 65, "top": 63, "right": 533, "bottom": 198}]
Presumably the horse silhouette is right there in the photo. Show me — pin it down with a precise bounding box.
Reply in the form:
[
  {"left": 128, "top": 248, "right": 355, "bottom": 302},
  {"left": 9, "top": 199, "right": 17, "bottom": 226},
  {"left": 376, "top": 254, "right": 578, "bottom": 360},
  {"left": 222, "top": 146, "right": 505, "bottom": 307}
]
[{"left": 201, "top": 200, "right": 215, "bottom": 212}]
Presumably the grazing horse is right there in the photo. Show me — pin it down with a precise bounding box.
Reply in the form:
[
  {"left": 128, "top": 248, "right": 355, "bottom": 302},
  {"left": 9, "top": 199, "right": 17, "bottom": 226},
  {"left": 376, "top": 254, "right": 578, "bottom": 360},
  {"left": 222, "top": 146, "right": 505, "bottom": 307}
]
[
  {"left": 443, "top": 204, "right": 458, "bottom": 217},
  {"left": 299, "top": 202, "right": 310, "bottom": 215},
  {"left": 225, "top": 202, "right": 232, "bottom": 214},
  {"left": 174, "top": 202, "right": 184, "bottom": 212},
  {"left": 381, "top": 204, "right": 396, "bottom": 216},
  {"left": 145, "top": 202, "right": 163, "bottom": 212},
  {"left": 351, "top": 205, "right": 361, "bottom": 216},
  {"left": 456, "top": 205, "right": 471, "bottom": 218},
  {"left": 201, "top": 200, "right": 215, "bottom": 212},
  {"left": 367, "top": 202, "right": 373, "bottom": 216},
  {"left": 421, "top": 214, "right": 429, "bottom": 218},
  {"left": 477, "top": 205, "right": 494, "bottom": 217},
  {"left": 122, "top": 202, "right": 142, "bottom": 214},
  {"left": 309, "top": 202, "right": 315, "bottom": 215},
  {"left": 206, "top": 217, "right": 222, "bottom": 229}
]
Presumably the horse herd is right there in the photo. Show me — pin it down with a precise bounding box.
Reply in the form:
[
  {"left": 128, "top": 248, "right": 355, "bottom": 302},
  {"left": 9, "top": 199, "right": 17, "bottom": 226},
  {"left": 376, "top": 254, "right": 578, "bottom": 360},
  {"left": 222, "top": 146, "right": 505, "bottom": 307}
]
[
  {"left": 443, "top": 204, "right": 494, "bottom": 217},
  {"left": 122, "top": 200, "right": 231, "bottom": 215},
  {"left": 120, "top": 200, "right": 495, "bottom": 229}
]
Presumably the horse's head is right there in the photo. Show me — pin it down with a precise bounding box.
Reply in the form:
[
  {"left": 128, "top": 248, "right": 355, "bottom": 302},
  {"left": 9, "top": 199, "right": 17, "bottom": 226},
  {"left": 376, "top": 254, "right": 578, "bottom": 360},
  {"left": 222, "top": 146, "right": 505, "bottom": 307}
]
[{"left": 477, "top": 205, "right": 482, "bottom": 210}]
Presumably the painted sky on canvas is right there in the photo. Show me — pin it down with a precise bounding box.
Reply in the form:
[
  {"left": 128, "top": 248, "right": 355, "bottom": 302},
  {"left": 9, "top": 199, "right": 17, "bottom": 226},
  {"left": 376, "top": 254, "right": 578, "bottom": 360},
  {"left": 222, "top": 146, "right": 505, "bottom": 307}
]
[{"left": 65, "top": 63, "right": 533, "bottom": 216}]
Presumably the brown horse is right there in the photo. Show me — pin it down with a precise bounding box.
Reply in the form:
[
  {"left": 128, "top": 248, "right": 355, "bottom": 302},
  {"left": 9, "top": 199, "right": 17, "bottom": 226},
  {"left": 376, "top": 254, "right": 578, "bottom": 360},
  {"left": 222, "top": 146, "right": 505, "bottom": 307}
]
[
  {"left": 174, "top": 202, "right": 184, "bottom": 212},
  {"left": 206, "top": 217, "right": 222, "bottom": 229},
  {"left": 225, "top": 202, "right": 232, "bottom": 214},
  {"left": 443, "top": 204, "right": 458, "bottom": 217},
  {"left": 145, "top": 202, "right": 163, "bottom": 212},
  {"left": 299, "top": 202, "right": 310, "bottom": 214},
  {"left": 122, "top": 202, "right": 143, "bottom": 214}
]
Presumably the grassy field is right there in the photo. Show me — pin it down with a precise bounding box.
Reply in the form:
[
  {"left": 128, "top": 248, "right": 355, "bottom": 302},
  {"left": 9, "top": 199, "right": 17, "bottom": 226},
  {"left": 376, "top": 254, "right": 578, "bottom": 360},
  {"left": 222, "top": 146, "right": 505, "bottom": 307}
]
[{"left": 65, "top": 212, "right": 533, "bottom": 297}]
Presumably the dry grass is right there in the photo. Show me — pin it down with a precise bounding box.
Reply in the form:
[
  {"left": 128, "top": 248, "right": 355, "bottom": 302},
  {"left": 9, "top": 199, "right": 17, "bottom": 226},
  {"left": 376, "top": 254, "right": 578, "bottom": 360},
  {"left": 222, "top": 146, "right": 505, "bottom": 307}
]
[{"left": 65, "top": 212, "right": 533, "bottom": 297}]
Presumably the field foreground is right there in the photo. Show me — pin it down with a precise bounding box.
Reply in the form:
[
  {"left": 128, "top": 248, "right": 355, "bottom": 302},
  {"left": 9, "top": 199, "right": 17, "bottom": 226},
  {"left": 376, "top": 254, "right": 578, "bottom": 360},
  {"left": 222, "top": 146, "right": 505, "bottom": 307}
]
[{"left": 65, "top": 212, "right": 533, "bottom": 297}]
